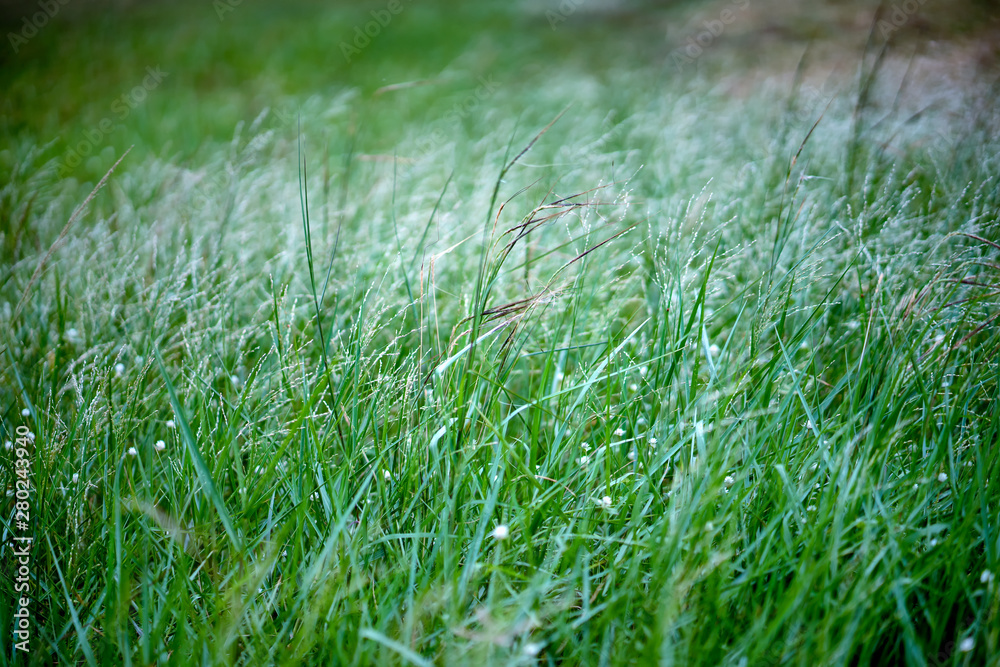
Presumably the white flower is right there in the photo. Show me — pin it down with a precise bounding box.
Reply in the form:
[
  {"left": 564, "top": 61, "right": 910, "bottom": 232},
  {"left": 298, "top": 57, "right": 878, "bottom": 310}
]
[
  {"left": 705, "top": 521, "right": 714, "bottom": 532},
  {"left": 806, "top": 505, "right": 816, "bottom": 512},
  {"left": 166, "top": 419, "right": 176, "bottom": 429},
  {"left": 578, "top": 455, "right": 590, "bottom": 466},
  {"left": 959, "top": 637, "right": 975, "bottom": 653},
  {"left": 981, "top": 570, "right": 994, "bottom": 585},
  {"left": 127, "top": 447, "right": 137, "bottom": 457},
  {"left": 929, "top": 538, "right": 938, "bottom": 547},
  {"left": 599, "top": 495, "right": 613, "bottom": 510},
  {"left": 27, "top": 432, "right": 34, "bottom": 442},
  {"left": 491, "top": 525, "right": 510, "bottom": 540},
  {"left": 614, "top": 428, "right": 625, "bottom": 437},
  {"left": 3, "top": 441, "right": 11, "bottom": 451},
  {"left": 65, "top": 327, "right": 82, "bottom": 344},
  {"left": 708, "top": 344, "right": 720, "bottom": 357},
  {"left": 912, "top": 483, "right": 919, "bottom": 491},
  {"left": 523, "top": 642, "right": 543, "bottom": 657},
  {"left": 231, "top": 375, "right": 243, "bottom": 387},
  {"left": 581, "top": 442, "right": 590, "bottom": 452},
  {"left": 628, "top": 383, "right": 638, "bottom": 392},
  {"left": 648, "top": 437, "right": 657, "bottom": 446},
  {"left": 628, "top": 450, "right": 637, "bottom": 461},
  {"left": 938, "top": 472, "right": 948, "bottom": 483},
  {"left": 154, "top": 440, "right": 166, "bottom": 452},
  {"left": 724, "top": 475, "right": 735, "bottom": 488},
  {"left": 382, "top": 469, "right": 392, "bottom": 481},
  {"left": 21, "top": 407, "right": 30, "bottom": 417},
  {"left": 639, "top": 366, "right": 648, "bottom": 377},
  {"left": 71, "top": 473, "right": 79, "bottom": 483},
  {"left": 115, "top": 363, "right": 126, "bottom": 376}
]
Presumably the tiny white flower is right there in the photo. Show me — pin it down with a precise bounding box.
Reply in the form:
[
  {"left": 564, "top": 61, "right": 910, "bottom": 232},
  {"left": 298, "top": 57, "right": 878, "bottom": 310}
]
[
  {"left": 628, "top": 450, "right": 637, "bottom": 461},
  {"left": 491, "top": 524, "right": 509, "bottom": 540},
  {"left": 166, "top": 419, "right": 176, "bottom": 429},
  {"left": 806, "top": 505, "right": 816, "bottom": 512},
  {"left": 66, "top": 327, "right": 82, "bottom": 344},
  {"left": 523, "top": 642, "right": 543, "bottom": 657},
  {"left": 231, "top": 375, "right": 242, "bottom": 387},
  {"left": 981, "top": 570, "right": 994, "bottom": 584},
  {"left": 649, "top": 437, "right": 657, "bottom": 446},
  {"left": 724, "top": 475, "right": 735, "bottom": 488},
  {"left": 578, "top": 455, "right": 590, "bottom": 466},
  {"left": 929, "top": 538, "right": 938, "bottom": 547},
  {"left": 705, "top": 521, "right": 714, "bottom": 532},
  {"left": 27, "top": 432, "right": 34, "bottom": 442},
  {"left": 3, "top": 441, "right": 11, "bottom": 451},
  {"left": 938, "top": 472, "right": 948, "bottom": 483},
  {"left": 21, "top": 407, "right": 31, "bottom": 417},
  {"left": 636, "top": 416, "right": 647, "bottom": 426},
  {"left": 115, "top": 363, "right": 126, "bottom": 376},
  {"left": 127, "top": 447, "right": 137, "bottom": 457},
  {"left": 639, "top": 366, "right": 648, "bottom": 377},
  {"left": 382, "top": 469, "right": 391, "bottom": 481},
  {"left": 614, "top": 427, "right": 625, "bottom": 437},
  {"left": 629, "top": 383, "right": 638, "bottom": 392},
  {"left": 581, "top": 442, "right": 590, "bottom": 452},
  {"left": 71, "top": 473, "right": 79, "bottom": 483},
  {"left": 708, "top": 344, "right": 720, "bottom": 357},
  {"left": 959, "top": 637, "right": 974, "bottom": 653},
  {"left": 599, "top": 495, "right": 612, "bottom": 510},
  {"left": 154, "top": 440, "right": 166, "bottom": 452},
  {"left": 912, "top": 483, "right": 919, "bottom": 491}
]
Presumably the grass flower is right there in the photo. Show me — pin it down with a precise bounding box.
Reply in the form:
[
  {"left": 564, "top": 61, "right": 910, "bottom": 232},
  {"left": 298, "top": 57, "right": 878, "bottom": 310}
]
[
  {"left": 614, "top": 427, "right": 625, "bottom": 437},
  {"left": 491, "top": 525, "right": 509, "bottom": 540},
  {"left": 599, "top": 495, "right": 613, "bottom": 510},
  {"left": 154, "top": 440, "right": 166, "bottom": 452},
  {"left": 127, "top": 447, "right": 137, "bottom": 457},
  {"left": 938, "top": 472, "right": 948, "bottom": 483},
  {"left": 724, "top": 475, "right": 735, "bottom": 488},
  {"left": 578, "top": 455, "right": 590, "bottom": 466},
  {"left": 382, "top": 469, "right": 392, "bottom": 481}
]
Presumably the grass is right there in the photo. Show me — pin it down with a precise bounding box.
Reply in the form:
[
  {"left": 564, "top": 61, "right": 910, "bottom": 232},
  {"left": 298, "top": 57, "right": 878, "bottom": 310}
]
[{"left": 2, "top": 0, "right": 1000, "bottom": 664}]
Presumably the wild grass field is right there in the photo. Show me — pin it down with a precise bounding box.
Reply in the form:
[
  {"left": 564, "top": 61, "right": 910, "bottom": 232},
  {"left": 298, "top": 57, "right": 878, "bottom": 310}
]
[{"left": 2, "top": 0, "right": 1000, "bottom": 664}]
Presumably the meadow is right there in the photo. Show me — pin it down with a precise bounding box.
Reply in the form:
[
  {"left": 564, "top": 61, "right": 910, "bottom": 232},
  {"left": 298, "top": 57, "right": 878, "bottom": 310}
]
[{"left": 1, "top": 0, "right": 999, "bottom": 664}]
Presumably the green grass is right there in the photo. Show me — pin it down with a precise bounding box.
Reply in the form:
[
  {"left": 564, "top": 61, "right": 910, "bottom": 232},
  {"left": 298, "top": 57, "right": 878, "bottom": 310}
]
[{"left": 2, "top": 1, "right": 1000, "bottom": 664}]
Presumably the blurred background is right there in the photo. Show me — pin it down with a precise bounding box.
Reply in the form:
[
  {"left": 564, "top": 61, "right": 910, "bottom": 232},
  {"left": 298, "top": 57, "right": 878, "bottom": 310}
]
[{"left": 1, "top": 0, "right": 998, "bottom": 183}]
